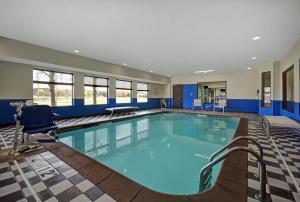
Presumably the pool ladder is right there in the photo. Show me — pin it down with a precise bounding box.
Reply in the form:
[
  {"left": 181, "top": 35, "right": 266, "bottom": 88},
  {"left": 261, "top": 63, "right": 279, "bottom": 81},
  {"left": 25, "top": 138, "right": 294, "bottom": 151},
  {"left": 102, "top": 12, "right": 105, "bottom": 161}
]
[
  {"left": 199, "top": 137, "right": 271, "bottom": 202},
  {"left": 160, "top": 98, "right": 167, "bottom": 110}
]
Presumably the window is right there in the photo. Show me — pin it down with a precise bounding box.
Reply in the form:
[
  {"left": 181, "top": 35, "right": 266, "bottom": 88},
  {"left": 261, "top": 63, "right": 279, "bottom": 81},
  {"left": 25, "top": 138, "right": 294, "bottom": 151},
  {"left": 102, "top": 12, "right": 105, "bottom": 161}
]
[
  {"left": 84, "top": 76, "right": 108, "bottom": 105},
  {"left": 282, "top": 65, "right": 294, "bottom": 112},
  {"left": 137, "top": 83, "right": 148, "bottom": 103},
  {"left": 261, "top": 71, "right": 271, "bottom": 108},
  {"left": 116, "top": 80, "right": 132, "bottom": 104},
  {"left": 33, "top": 69, "right": 73, "bottom": 106}
]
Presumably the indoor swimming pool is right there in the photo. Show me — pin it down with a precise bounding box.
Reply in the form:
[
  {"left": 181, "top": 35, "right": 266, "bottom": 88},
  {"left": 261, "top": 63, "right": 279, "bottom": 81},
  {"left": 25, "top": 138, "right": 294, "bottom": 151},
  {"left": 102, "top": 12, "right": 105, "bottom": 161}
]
[{"left": 58, "top": 113, "right": 239, "bottom": 195}]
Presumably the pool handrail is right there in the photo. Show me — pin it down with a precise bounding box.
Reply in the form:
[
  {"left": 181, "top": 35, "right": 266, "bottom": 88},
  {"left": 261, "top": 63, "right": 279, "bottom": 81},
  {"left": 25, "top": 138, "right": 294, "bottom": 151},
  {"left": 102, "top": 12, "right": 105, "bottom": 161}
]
[
  {"left": 210, "top": 136, "right": 264, "bottom": 162},
  {"left": 199, "top": 146, "right": 269, "bottom": 202},
  {"left": 160, "top": 98, "right": 167, "bottom": 109},
  {"left": 209, "top": 136, "right": 264, "bottom": 180}
]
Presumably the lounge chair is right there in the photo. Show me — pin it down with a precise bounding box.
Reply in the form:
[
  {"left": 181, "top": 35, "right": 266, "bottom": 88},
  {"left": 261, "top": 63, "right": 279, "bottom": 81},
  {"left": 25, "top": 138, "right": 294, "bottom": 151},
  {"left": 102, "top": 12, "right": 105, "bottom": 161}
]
[
  {"left": 105, "top": 106, "right": 139, "bottom": 116},
  {"left": 262, "top": 116, "right": 300, "bottom": 136},
  {"left": 192, "top": 99, "right": 202, "bottom": 110},
  {"left": 214, "top": 100, "right": 226, "bottom": 114}
]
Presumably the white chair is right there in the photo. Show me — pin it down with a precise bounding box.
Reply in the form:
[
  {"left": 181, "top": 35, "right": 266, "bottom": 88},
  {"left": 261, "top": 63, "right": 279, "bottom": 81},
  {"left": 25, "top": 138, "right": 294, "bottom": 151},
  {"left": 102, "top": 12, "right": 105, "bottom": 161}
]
[
  {"left": 214, "top": 100, "right": 226, "bottom": 113},
  {"left": 192, "top": 99, "right": 202, "bottom": 110}
]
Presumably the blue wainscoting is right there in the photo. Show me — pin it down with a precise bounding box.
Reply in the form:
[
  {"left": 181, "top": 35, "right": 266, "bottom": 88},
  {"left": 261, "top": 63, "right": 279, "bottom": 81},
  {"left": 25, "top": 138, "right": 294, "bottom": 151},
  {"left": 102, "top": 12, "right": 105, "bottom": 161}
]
[
  {"left": 259, "top": 100, "right": 281, "bottom": 116},
  {"left": 0, "top": 99, "right": 28, "bottom": 125},
  {"left": 258, "top": 100, "right": 300, "bottom": 122},
  {"left": 273, "top": 100, "right": 281, "bottom": 116},
  {"left": 280, "top": 101, "right": 300, "bottom": 122},
  {"left": 3, "top": 96, "right": 300, "bottom": 125},
  {"left": 226, "top": 99, "right": 259, "bottom": 113},
  {"left": 0, "top": 98, "right": 163, "bottom": 125}
]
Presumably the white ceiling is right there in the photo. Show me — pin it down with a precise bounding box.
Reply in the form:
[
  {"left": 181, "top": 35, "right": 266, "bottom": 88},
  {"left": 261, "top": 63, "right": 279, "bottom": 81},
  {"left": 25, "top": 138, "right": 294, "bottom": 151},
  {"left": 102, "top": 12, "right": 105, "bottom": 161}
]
[{"left": 0, "top": 0, "right": 300, "bottom": 76}]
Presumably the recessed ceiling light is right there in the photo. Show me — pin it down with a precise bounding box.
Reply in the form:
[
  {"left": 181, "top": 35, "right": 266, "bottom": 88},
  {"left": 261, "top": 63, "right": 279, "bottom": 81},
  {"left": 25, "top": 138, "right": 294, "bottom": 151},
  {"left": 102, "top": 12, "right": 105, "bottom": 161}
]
[
  {"left": 150, "top": 70, "right": 153, "bottom": 73},
  {"left": 252, "top": 36, "right": 261, "bottom": 41},
  {"left": 251, "top": 56, "right": 257, "bottom": 60},
  {"left": 167, "top": 74, "right": 171, "bottom": 77},
  {"left": 74, "top": 49, "right": 80, "bottom": 53},
  {"left": 247, "top": 67, "right": 252, "bottom": 70},
  {"left": 123, "top": 62, "right": 127, "bottom": 66},
  {"left": 194, "top": 70, "right": 214, "bottom": 74}
]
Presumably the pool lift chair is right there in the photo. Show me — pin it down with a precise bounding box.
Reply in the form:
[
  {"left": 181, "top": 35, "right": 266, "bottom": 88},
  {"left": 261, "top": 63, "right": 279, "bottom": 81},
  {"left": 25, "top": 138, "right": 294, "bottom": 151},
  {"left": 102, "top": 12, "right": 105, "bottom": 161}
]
[{"left": 11, "top": 103, "right": 58, "bottom": 154}]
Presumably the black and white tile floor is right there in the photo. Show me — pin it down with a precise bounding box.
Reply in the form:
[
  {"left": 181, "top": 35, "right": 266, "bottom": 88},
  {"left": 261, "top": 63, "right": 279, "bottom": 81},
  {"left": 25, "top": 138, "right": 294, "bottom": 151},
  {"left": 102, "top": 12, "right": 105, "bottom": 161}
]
[
  {"left": 0, "top": 151, "right": 115, "bottom": 202},
  {"left": 247, "top": 119, "right": 300, "bottom": 202},
  {"left": 1, "top": 109, "right": 300, "bottom": 202}
]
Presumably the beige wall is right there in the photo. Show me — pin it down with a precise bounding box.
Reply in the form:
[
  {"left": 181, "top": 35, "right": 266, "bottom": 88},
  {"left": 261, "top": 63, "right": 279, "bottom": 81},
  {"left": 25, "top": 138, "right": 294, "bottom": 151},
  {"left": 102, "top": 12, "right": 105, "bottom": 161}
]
[
  {"left": 257, "top": 62, "right": 281, "bottom": 102},
  {"left": 0, "top": 36, "right": 170, "bottom": 85},
  {"left": 280, "top": 38, "right": 300, "bottom": 102},
  {"left": 149, "top": 83, "right": 171, "bottom": 98},
  {"left": 0, "top": 61, "right": 33, "bottom": 99},
  {"left": 0, "top": 61, "right": 170, "bottom": 100},
  {"left": 0, "top": 36, "right": 171, "bottom": 99},
  {"left": 1, "top": 35, "right": 300, "bottom": 103},
  {"left": 171, "top": 69, "right": 259, "bottom": 99}
]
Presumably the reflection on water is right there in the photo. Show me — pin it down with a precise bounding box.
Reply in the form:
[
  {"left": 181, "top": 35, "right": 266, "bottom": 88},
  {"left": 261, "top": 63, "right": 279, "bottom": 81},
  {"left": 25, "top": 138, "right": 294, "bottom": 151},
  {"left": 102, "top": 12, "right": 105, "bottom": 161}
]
[{"left": 59, "top": 113, "right": 238, "bottom": 195}]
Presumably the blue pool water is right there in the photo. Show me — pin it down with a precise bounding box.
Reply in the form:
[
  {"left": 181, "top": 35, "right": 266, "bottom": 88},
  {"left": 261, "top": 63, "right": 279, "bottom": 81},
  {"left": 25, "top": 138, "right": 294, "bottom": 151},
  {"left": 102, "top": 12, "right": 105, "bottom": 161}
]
[{"left": 59, "top": 113, "right": 239, "bottom": 195}]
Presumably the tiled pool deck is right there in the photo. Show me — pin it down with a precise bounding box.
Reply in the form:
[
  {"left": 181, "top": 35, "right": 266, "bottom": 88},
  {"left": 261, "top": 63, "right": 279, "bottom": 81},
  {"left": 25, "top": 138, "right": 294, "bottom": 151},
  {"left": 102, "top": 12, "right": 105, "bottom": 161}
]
[{"left": 0, "top": 109, "right": 300, "bottom": 202}]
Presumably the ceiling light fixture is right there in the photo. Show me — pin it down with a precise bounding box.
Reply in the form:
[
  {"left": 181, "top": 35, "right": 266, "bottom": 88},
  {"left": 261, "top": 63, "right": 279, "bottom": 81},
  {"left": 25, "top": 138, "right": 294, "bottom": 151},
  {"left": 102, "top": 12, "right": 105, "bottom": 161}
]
[
  {"left": 247, "top": 67, "right": 252, "bottom": 70},
  {"left": 252, "top": 36, "right": 261, "bottom": 41},
  {"left": 251, "top": 56, "right": 257, "bottom": 60},
  {"left": 194, "top": 70, "right": 214, "bottom": 74},
  {"left": 150, "top": 70, "right": 153, "bottom": 73},
  {"left": 74, "top": 49, "right": 80, "bottom": 53},
  {"left": 167, "top": 74, "right": 171, "bottom": 77},
  {"left": 123, "top": 62, "right": 127, "bottom": 66}
]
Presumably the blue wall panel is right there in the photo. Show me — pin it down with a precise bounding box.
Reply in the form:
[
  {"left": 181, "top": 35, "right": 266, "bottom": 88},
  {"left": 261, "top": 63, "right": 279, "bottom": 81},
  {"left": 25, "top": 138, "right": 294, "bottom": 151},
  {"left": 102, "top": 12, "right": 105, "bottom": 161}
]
[
  {"left": 166, "top": 98, "right": 173, "bottom": 108},
  {"left": 3, "top": 96, "right": 300, "bottom": 125},
  {"left": 0, "top": 98, "right": 162, "bottom": 125},
  {"left": 226, "top": 99, "right": 259, "bottom": 113},
  {"left": 280, "top": 101, "right": 300, "bottom": 122},
  {"left": 183, "top": 84, "right": 197, "bottom": 109},
  {"left": 259, "top": 107, "right": 273, "bottom": 116},
  {"left": 273, "top": 100, "right": 281, "bottom": 116},
  {"left": 0, "top": 99, "right": 28, "bottom": 125}
]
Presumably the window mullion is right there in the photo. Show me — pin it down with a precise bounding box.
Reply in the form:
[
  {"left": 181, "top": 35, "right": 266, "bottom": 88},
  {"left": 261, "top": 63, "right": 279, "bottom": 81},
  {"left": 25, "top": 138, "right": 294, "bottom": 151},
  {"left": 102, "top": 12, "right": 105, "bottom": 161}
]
[
  {"left": 50, "top": 71, "right": 56, "bottom": 106},
  {"left": 93, "top": 86, "right": 97, "bottom": 105}
]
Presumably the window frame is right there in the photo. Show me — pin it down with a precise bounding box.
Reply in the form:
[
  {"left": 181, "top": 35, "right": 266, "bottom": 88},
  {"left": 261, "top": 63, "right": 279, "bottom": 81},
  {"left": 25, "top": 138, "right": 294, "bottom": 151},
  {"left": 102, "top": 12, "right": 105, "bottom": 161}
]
[
  {"left": 282, "top": 65, "right": 294, "bottom": 112},
  {"left": 33, "top": 68, "right": 74, "bottom": 106},
  {"left": 137, "top": 82, "right": 149, "bottom": 103},
  {"left": 84, "top": 76, "right": 109, "bottom": 105},
  {"left": 116, "top": 80, "right": 132, "bottom": 104},
  {"left": 261, "top": 71, "right": 271, "bottom": 108}
]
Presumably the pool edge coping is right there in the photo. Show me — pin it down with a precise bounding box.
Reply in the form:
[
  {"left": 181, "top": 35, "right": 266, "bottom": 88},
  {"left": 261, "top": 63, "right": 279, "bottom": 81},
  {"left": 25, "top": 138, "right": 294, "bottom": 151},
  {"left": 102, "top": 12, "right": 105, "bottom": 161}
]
[{"left": 43, "top": 111, "right": 248, "bottom": 202}]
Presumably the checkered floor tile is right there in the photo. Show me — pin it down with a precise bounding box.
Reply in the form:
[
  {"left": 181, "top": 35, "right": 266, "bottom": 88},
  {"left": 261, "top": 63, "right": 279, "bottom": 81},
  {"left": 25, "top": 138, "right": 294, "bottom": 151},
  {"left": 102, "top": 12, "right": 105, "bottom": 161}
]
[
  {"left": 0, "top": 152, "right": 116, "bottom": 202},
  {"left": 1, "top": 109, "right": 300, "bottom": 201}
]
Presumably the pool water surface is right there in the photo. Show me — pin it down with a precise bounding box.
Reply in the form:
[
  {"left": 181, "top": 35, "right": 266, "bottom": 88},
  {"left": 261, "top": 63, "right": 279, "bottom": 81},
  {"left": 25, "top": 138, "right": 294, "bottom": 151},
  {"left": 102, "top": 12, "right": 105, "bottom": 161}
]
[{"left": 59, "top": 113, "right": 239, "bottom": 195}]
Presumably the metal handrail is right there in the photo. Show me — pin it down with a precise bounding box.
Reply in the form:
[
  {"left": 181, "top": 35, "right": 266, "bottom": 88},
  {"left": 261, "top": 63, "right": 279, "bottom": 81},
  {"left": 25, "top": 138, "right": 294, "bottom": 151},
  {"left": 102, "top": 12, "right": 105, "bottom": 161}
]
[
  {"left": 199, "top": 146, "right": 269, "bottom": 202},
  {"left": 210, "top": 136, "right": 264, "bottom": 179},
  {"left": 160, "top": 98, "right": 167, "bottom": 109},
  {"left": 210, "top": 136, "right": 264, "bottom": 162}
]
